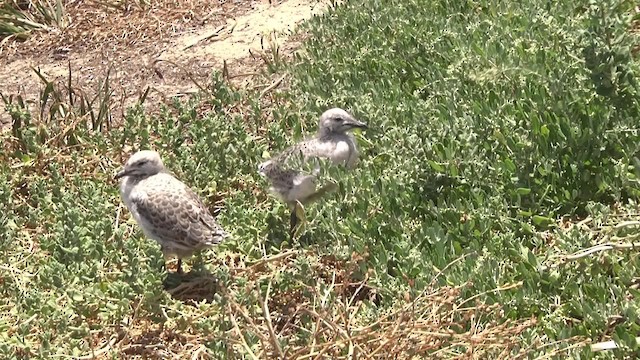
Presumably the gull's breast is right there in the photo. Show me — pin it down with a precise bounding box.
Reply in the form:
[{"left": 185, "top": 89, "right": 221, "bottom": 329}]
[{"left": 330, "top": 140, "right": 352, "bottom": 165}]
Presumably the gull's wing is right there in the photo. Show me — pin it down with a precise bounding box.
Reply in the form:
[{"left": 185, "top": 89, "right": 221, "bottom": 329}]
[
  {"left": 271, "top": 138, "right": 336, "bottom": 176},
  {"left": 132, "top": 175, "right": 227, "bottom": 251},
  {"left": 276, "top": 138, "right": 333, "bottom": 162}
]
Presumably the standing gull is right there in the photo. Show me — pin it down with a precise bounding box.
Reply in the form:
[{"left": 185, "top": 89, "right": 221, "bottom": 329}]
[
  {"left": 115, "top": 150, "right": 227, "bottom": 273},
  {"left": 259, "top": 108, "right": 367, "bottom": 237}
]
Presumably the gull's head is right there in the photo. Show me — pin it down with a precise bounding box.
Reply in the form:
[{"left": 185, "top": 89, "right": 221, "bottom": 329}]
[
  {"left": 115, "top": 150, "right": 165, "bottom": 180},
  {"left": 318, "top": 108, "right": 367, "bottom": 136},
  {"left": 258, "top": 159, "right": 274, "bottom": 177}
]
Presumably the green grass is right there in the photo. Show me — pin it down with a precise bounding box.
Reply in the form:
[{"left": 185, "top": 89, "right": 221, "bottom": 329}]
[{"left": 3, "top": 0, "right": 640, "bottom": 358}]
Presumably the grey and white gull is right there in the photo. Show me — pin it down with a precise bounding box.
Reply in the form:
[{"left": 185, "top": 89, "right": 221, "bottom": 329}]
[
  {"left": 115, "top": 150, "right": 228, "bottom": 273},
  {"left": 258, "top": 108, "right": 367, "bottom": 236}
]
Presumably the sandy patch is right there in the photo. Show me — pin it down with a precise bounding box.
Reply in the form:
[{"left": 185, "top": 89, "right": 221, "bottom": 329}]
[{"left": 0, "top": 0, "right": 330, "bottom": 127}]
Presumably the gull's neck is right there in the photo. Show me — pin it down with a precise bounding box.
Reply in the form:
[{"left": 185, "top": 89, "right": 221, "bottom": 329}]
[
  {"left": 123, "top": 170, "right": 163, "bottom": 185},
  {"left": 318, "top": 128, "right": 348, "bottom": 140}
]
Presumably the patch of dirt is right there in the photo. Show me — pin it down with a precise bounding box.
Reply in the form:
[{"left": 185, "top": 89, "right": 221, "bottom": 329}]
[
  {"left": 0, "top": 0, "right": 330, "bottom": 127},
  {"left": 84, "top": 320, "right": 215, "bottom": 359}
]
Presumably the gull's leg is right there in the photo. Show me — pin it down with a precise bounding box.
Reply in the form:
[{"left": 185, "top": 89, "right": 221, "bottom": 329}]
[
  {"left": 177, "top": 258, "right": 183, "bottom": 274},
  {"left": 160, "top": 246, "right": 168, "bottom": 272},
  {"left": 289, "top": 209, "right": 298, "bottom": 240},
  {"left": 290, "top": 200, "right": 307, "bottom": 241}
]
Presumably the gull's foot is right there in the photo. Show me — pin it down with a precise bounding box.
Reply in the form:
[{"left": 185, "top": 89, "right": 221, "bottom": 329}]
[
  {"left": 290, "top": 201, "right": 306, "bottom": 241},
  {"left": 289, "top": 209, "right": 298, "bottom": 240}
]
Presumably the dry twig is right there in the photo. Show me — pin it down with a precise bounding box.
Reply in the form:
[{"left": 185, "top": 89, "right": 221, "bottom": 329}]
[{"left": 262, "top": 279, "right": 285, "bottom": 359}]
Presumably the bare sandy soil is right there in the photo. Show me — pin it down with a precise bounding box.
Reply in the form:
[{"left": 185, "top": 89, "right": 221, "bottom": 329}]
[{"left": 0, "top": 0, "right": 330, "bottom": 126}]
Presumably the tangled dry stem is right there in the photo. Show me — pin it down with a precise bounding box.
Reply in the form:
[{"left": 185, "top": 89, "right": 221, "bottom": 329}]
[
  {"left": 542, "top": 212, "right": 640, "bottom": 271},
  {"left": 218, "top": 251, "right": 539, "bottom": 359}
]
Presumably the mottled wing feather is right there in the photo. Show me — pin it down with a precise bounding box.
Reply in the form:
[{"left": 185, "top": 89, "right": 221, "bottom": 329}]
[
  {"left": 133, "top": 177, "right": 224, "bottom": 252},
  {"left": 278, "top": 139, "right": 333, "bottom": 162},
  {"left": 274, "top": 139, "right": 332, "bottom": 175},
  {"left": 267, "top": 167, "right": 298, "bottom": 193},
  {"left": 183, "top": 186, "right": 226, "bottom": 244}
]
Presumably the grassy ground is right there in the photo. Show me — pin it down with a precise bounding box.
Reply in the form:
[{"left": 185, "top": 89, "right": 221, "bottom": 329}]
[{"left": 3, "top": 0, "right": 640, "bottom": 358}]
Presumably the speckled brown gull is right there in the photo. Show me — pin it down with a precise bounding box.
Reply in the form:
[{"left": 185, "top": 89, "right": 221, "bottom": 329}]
[
  {"left": 115, "top": 150, "right": 227, "bottom": 273},
  {"left": 258, "top": 108, "right": 367, "bottom": 236}
]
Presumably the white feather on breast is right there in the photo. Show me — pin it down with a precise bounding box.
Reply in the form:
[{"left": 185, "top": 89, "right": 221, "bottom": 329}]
[
  {"left": 119, "top": 178, "right": 139, "bottom": 217},
  {"left": 120, "top": 178, "right": 158, "bottom": 242},
  {"left": 330, "top": 140, "right": 351, "bottom": 165}
]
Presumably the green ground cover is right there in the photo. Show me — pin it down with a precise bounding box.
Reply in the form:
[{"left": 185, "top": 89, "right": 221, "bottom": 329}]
[{"left": 2, "top": 0, "right": 640, "bottom": 358}]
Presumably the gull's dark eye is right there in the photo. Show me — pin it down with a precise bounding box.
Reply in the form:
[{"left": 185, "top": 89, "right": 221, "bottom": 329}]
[
  {"left": 137, "top": 160, "right": 148, "bottom": 166},
  {"left": 334, "top": 117, "right": 344, "bottom": 122}
]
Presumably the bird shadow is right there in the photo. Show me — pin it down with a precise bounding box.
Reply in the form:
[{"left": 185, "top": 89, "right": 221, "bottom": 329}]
[
  {"left": 264, "top": 212, "right": 295, "bottom": 248},
  {"left": 162, "top": 267, "right": 220, "bottom": 304}
]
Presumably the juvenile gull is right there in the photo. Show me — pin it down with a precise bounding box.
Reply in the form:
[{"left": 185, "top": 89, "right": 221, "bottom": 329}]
[
  {"left": 115, "top": 150, "right": 227, "bottom": 273},
  {"left": 259, "top": 108, "right": 367, "bottom": 236}
]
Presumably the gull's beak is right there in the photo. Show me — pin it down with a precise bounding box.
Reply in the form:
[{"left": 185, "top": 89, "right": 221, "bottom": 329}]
[
  {"left": 347, "top": 118, "right": 368, "bottom": 130},
  {"left": 114, "top": 168, "right": 128, "bottom": 180}
]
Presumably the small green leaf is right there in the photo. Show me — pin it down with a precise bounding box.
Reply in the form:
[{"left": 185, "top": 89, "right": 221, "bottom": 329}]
[
  {"left": 503, "top": 158, "right": 516, "bottom": 172},
  {"left": 540, "top": 124, "right": 550, "bottom": 137},
  {"left": 516, "top": 188, "right": 531, "bottom": 195},
  {"left": 532, "top": 215, "right": 552, "bottom": 226},
  {"left": 428, "top": 160, "right": 446, "bottom": 173}
]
